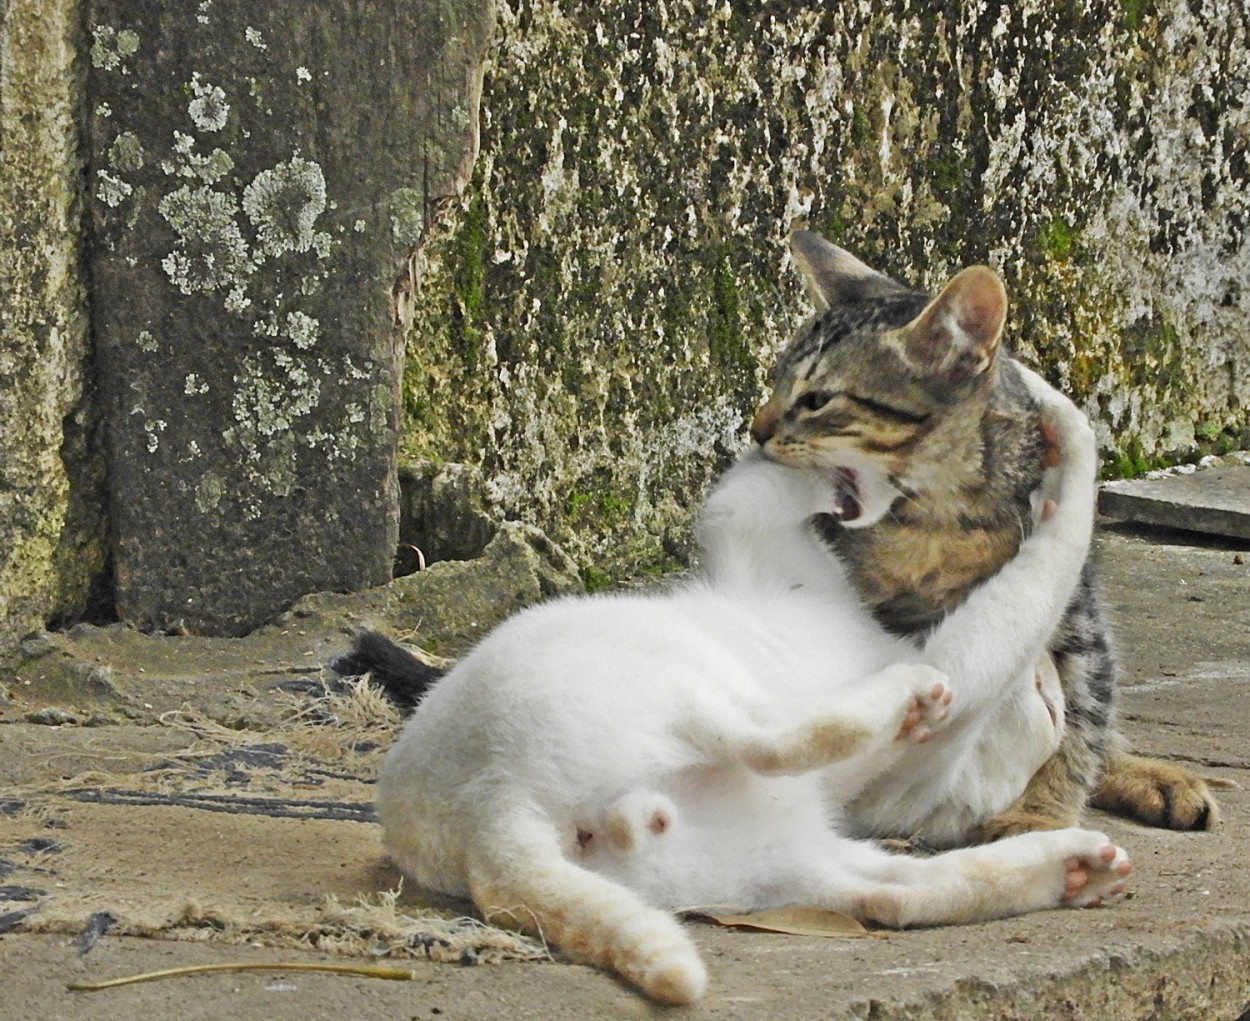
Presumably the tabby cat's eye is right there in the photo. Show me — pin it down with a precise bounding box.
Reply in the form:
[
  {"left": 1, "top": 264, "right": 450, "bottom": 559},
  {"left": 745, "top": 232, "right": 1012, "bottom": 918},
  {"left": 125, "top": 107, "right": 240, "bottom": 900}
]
[
  {"left": 795, "top": 389, "right": 834, "bottom": 413},
  {"left": 846, "top": 394, "right": 930, "bottom": 425}
]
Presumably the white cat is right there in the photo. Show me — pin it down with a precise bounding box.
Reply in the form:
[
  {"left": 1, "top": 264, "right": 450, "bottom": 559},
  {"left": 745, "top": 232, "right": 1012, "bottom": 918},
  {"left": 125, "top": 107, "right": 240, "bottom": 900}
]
[{"left": 375, "top": 371, "right": 1130, "bottom": 1005}]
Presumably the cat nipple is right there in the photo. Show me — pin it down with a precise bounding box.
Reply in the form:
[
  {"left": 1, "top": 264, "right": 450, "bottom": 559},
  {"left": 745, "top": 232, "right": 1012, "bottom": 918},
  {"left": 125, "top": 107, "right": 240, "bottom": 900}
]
[
  {"left": 575, "top": 827, "right": 597, "bottom": 856},
  {"left": 603, "top": 792, "right": 679, "bottom": 852}
]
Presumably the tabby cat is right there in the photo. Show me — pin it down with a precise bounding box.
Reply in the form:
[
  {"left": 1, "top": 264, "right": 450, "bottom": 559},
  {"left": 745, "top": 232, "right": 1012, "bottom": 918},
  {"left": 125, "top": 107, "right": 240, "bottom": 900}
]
[
  {"left": 374, "top": 370, "right": 1129, "bottom": 1003},
  {"left": 751, "top": 229, "right": 1217, "bottom": 842}
]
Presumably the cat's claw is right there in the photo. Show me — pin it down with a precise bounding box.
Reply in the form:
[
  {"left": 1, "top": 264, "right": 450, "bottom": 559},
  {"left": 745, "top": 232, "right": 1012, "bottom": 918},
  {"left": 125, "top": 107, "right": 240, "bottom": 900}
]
[
  {"left": 1058, "top": 837, "right": 1132, "bottom": 908},
  {"left": 896, "top": 672, "right": 953, "bottom": 744}
]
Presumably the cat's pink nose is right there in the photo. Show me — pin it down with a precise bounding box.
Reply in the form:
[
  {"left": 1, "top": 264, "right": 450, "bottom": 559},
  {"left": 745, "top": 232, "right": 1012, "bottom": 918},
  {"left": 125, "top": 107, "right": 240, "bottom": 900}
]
[{"left": 750, "top": 405, "right": 779, "bottom": 445}]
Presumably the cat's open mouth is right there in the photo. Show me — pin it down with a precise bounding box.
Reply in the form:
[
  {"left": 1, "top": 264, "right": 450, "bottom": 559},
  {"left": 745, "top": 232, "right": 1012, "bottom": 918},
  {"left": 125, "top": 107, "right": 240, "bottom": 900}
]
[{"left": 830, "top": 468, "right": 862, "bottom": 522}]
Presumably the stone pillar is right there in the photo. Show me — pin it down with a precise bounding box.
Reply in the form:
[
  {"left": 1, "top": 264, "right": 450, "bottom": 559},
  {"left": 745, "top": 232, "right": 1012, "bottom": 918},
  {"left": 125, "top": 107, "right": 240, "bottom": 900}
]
[
  {"left": 85, "top": 0, "right": 492, "bottom": 635},
  {"left": 0, "top": 0, "right": 99, "bottom": 650}
]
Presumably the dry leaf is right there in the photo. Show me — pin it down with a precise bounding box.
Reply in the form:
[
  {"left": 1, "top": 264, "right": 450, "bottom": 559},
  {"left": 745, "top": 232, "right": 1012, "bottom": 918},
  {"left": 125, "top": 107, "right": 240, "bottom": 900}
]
[{"left": 681, "top": 906, "right": 883, "bottom": 939}]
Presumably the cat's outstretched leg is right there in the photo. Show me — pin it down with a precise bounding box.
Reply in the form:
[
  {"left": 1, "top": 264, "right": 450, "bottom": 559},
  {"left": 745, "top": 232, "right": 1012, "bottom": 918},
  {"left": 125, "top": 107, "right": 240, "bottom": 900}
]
[
  {"left": 734, "top": 664, "right": 951, "bottom": 775},
  {"left": 468, "top": 811, "right": 707, "bottom": 1005},
  {"left": 845, "top": 828, "right": 1132, "bottom": 927}
]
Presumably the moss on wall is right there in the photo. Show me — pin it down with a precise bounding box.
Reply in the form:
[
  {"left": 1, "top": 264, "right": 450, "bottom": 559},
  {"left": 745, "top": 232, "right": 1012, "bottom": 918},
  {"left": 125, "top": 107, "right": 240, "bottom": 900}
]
[
  {"left": 0, "top": 0, "right": 105, "bottom": 648},
  {"left": 399, "top": 0, "right": 1249, "bottom": 577}
]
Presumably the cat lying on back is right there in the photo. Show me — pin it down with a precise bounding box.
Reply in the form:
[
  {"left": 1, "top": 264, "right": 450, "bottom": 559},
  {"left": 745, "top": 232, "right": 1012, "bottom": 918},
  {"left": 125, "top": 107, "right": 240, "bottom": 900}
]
[
  {"left": 373, "top": 370, "right": 1131, "bottom": 1004},
  {"left": 752, "top": 230, "right": 1217, "bottom": 841}
]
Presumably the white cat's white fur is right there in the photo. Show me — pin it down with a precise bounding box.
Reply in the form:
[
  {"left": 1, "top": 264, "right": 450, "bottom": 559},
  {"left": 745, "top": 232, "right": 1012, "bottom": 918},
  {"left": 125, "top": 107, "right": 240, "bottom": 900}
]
[{"left": 376, "top": 368, "right": 1129, "bottom": 1004}]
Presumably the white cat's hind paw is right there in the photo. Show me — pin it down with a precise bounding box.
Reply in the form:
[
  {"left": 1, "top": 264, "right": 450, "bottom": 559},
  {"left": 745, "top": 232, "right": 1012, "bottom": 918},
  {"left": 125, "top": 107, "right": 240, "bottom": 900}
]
[
  {"left": 1059, "top": 834, "right": 1132, "bottom": 908},
  {"left": 893, "top": 666, "right": 953, "bottom": 744}
]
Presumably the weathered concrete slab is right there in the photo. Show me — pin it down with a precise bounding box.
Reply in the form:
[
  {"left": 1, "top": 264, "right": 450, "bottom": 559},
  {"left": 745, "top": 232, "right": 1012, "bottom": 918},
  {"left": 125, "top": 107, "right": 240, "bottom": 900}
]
[
  {"left": 1, "top": 526, "right": 1248, "bottom": 1019},
  {"left": 1099, "top": 466, "right": 1250, "bottom": 541},
  {"left": 85, "top": 0, "right": 493, "bottom": 635},
  {"left": 1, "top": 521, "right": 580, "bottom": 725}
]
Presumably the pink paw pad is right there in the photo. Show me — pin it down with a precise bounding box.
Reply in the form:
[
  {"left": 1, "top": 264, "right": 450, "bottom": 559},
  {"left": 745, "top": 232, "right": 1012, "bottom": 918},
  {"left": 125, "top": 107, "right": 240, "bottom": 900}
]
[
  {"left": 1061, "top": 842, "right": 1132, "bottom": 907},
  {"left": 897, "top": 681, "right": 953, "bottom": 744}
]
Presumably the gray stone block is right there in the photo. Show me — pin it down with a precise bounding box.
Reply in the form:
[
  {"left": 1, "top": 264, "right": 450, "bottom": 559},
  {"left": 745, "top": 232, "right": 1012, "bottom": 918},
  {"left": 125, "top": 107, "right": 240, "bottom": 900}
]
[
  {"left": 1099, "top": 466, "right": 1250, "bottom": 541},
  {"left": 86, "top": 1, "right": 492, "bottom": 634}
]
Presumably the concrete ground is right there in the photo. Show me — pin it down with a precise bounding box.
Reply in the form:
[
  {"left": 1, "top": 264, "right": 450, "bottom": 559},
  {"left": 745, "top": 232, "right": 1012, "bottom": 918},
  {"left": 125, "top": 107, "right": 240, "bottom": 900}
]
[{"left": 2, "top": 515, "right": 1249, "bottom": 1020}]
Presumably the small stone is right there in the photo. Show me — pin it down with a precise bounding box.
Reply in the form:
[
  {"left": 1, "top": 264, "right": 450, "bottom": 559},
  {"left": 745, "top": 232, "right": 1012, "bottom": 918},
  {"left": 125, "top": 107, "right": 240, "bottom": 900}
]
[{"left": 25, "top": 707, "right": 79, "bottom": 726}]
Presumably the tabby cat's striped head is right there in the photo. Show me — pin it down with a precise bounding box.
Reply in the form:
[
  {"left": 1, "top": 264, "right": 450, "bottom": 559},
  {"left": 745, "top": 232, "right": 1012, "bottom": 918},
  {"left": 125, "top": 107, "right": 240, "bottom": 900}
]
[{"left": 753, "top": 230, "right": 1009, "bottom": 526}]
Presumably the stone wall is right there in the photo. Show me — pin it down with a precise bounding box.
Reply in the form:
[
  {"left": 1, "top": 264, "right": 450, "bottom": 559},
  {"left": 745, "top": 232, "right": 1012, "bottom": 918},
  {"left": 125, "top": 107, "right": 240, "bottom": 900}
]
[
  {"left": 400, "top": 0, "right": 1250, "bottom": 580},
  {"left": 1, "top": 0, "right": 1247, "bottom": 645},
  {"left": 0, "top": 0, "right": 103, "bottom": 651},
  {"left": 82, "top": 0, "right": 492, "bottom": 635}
]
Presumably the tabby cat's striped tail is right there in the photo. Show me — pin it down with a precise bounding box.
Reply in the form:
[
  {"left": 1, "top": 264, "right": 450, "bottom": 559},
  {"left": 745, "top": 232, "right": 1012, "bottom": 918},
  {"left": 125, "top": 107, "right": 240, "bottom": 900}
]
[{"left": 467, "top": 812, "right": 707, "bottom": 1004}]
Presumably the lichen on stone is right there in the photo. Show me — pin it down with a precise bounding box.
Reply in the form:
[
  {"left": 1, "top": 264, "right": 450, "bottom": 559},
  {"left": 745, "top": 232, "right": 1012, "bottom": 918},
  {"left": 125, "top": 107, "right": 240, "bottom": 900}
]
[
  {"left": 90, "top": 25, "right": 140, "bottom": 73},
  {"left": 96, "top": 170, "right": 133, "bottom": 208},
  {"left": 283, "top": 310, "right": 320, "bottom": 350},
  {"left": 107, "top": 131, "right": 145, "bottom": 173},
  {"left": 187, "top": 73, "right": 229, "bottom": 132},
  {"left": 157, "top": 185, "right": 251, "bottom": 295},
  {"left": 389, "top": 188, "right": 425, "bottom": 245},
  {"left": 242, "top": 156, "right": 328, "bottom": 258},
  {"left": 162, "top": 132, "right": 234, "bottom": 184}
]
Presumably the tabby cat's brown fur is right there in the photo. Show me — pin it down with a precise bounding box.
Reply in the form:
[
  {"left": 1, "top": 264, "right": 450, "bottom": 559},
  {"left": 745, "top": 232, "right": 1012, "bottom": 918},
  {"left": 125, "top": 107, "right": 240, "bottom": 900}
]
[{"left": 752, "top": 230, "right": 1217, "bottom": 840}]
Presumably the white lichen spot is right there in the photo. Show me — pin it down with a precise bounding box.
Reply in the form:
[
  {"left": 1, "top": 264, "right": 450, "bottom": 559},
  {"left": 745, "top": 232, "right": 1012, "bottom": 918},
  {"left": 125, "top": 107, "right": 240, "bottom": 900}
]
[
  {"left": 91, "top": 26, "right": 140, "bottom": 72},
  {"left": 353, "top": 219, "right": 367, "bottom": 232},
  {"left": 232, "top": 353, "right": 322, "bottom": 441},
  {"left": 389, "top": 188, "right": 425, "bottom": 244},
  {"left": 107, "top": 131, "right": 145, "bottom": 173},
  {"left": 242, "top": 157, "right": 327, "bottom": 257},
  {"left": 188, "top": 440, "right": 201, "bottom": 458},
  {"left": 188, "top": 73, "right": 230, "bottom": 132},
  {"left": 96, "top": 170, "right": 133, "bottom": 208},
  {"left": 195, "top": 471, "right": 225, "bottom": 514},
  {"left": 162, "top": 130, "right": 234, "bottom": 184},
  {"left": 225, "top": 286, "right": 252, "bottom": 314},
  {"left": 283, "top": 311, "right": 320, "bottom": 350},
  {"left": 245, "top": 27, "right": 268, "bottom": 50},
  {"left": 145, "top": 419, "right": 167, "bottom": 454},
  {"left": 157, "top": 186, "right": 252, "bottom": 294},
  {"left": 96, "top": 102, "right": 113, "bottom": 118},
  {"left": 137, "top": 330, "right": 158, "bottom": 353},
  {"left": 296, "top": 66, "right": 313, "bottom": 83},
  {"left": 184, "top": 373, "right": 210, "bottom": 396}
]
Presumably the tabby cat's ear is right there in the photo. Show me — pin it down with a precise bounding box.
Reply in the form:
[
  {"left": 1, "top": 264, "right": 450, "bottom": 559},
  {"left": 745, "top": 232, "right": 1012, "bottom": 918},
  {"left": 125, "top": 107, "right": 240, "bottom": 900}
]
[
  {"left": 894, "top": 266, "right": 1007, "bottom": 380},
  {"left": 790, "top": 230, "right": 906, "bottom": 307}
]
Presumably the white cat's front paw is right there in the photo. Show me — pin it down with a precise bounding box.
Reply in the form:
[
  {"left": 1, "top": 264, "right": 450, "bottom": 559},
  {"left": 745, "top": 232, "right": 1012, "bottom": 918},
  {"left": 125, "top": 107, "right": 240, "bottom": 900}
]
[
  {"left": 1058, "top": 833, "right": 1132, "bottom": 908},
  {"left": 894, "top": 666, "right": 953, "bottom": 744}
]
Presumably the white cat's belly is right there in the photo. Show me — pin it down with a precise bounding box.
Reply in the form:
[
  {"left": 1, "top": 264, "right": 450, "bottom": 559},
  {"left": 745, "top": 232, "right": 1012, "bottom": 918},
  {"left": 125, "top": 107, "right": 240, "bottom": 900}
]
[
  {"left": 843, "top": 659, "right": 1066, "bottom": 846},
  {"left": 376, "top": 595, "right": 784, "bottom": 896},
  {"left": 579, "top": 766, "right": 834, "bottom": 909},
  {"left": 375, "top": 586, "right": 902, "bottom": 903}
]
